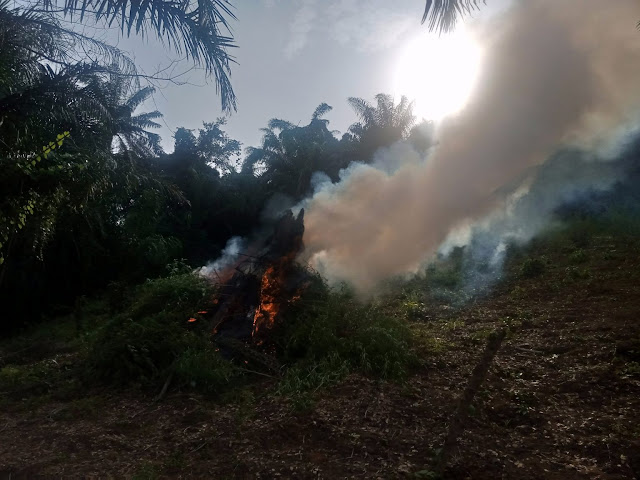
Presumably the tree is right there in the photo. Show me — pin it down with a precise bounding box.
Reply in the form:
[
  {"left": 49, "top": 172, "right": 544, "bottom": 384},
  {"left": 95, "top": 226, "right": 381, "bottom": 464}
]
[
  {"left": 345, "top": 93, "right": 416, "bottom": 160},
  {"left": 106, "top": 83, "right": 163, "bottom": 157},
  {"left": 242, "top": 103, "right": 340, "bottom": 199}
]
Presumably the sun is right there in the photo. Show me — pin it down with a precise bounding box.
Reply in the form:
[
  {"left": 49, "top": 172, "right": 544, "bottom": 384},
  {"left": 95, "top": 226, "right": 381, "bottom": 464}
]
[{"left": 393, "top": 29, "right": 482, "bottom": 121}]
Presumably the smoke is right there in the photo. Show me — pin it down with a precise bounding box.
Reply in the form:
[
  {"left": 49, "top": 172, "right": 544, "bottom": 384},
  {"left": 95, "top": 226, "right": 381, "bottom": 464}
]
[
  {"left": 441, "top": 143, "right": 632, "bottom": 299},
  {"left": 301, "top": 0, "right": 640, "bottom": 292},
  {"left": 198, "top": 236, "right": 246, "bottom": 278}
]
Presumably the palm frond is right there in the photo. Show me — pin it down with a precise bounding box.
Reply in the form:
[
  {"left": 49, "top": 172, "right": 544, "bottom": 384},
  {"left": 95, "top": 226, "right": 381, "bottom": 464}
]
[
  {"left": 42, "top": 0, "right": 238, "bottom": 111},
  {"left": 267, "top": 118, "right": 295, "bottom": 131},
  {"left": 421, "top": 0, "right": 485, "bottom": 33},
  {"left": 125, "top": 85, "right": 155, "bottom": 109},
  {"left": 312, "top": 102, "right": 332, "bottom": 120},
  {"left": 347, "top": 97, "right": 375, "bottom": 125},
  {"left": 131, "top": 111, "right": 162, "bottom": 129}
]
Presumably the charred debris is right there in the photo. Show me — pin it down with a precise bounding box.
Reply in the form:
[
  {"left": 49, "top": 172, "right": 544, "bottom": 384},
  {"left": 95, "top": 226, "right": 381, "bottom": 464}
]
[{"left": 189, "top": 209, "right": 311, "bottom": 372}]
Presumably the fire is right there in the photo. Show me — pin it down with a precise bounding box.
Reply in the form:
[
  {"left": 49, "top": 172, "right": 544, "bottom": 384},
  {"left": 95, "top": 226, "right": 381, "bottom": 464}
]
[
  {"left": 252, "top": 265, "right": 280, "bottom": 337},
  {"left": 188, "top": 317, "right": 197, "bottom": 323},
  {"left": 197, "top": 310, "right": 208, "bottom": 314},
  {"left": 251, "top": 262, "right": 306, "bottom": 341}
]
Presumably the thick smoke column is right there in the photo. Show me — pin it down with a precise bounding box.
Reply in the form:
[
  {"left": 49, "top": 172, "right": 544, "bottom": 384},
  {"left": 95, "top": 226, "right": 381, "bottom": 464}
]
[{"left": 302, "top": 0, "right": 640, "bottom": 291}]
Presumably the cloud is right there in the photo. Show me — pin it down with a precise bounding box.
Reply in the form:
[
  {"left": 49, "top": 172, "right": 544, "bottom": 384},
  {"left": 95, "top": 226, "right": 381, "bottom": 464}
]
[
  {"left": 283, "top": 0, "right": 417, "bottom": 58},
  {"left": 327, "top": 1, "right": 416, "bottom": 52},
  {"left": 284, "top": 0, "right": 318, "bottom": 59}
]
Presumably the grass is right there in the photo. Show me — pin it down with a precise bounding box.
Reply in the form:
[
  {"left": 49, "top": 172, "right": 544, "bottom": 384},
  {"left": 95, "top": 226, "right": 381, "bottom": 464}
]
[{"left": 410, "top": 323, "right": 454, "bottom": 356}]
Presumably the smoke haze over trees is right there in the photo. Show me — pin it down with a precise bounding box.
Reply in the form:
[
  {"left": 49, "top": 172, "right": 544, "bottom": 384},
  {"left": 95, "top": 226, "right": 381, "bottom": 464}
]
[{"left": 1, "top": 0, "right": 640, "bottom": 320}]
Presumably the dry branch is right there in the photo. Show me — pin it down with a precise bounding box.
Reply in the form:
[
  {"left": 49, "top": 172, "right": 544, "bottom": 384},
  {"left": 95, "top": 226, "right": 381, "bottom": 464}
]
[{"left": 435, "top": 327, "right": 507, "bottom": 475}]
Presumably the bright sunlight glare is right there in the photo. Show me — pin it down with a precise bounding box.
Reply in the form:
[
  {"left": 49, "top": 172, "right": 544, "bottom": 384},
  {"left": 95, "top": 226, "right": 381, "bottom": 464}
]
[{"left": 393, "top": 30, "right": 483, "bottom": 121}]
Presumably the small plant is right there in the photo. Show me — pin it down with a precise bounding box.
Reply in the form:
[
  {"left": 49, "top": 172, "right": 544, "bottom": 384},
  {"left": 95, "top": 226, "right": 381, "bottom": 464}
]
[
  {"left": 568, "top": 249, "right": 588, "bottom": 264},
  {"left": 173, "top": 345, "right": 239, "bottom": 393},
  {"left": 565, "top": 266, "right": 591, "bottom": 282},
  {"left": 400, "top": 290, "right": 424, "bottom": 319},
  {"left": 520, "top": 257, "right": 545, "bottom": 278}
]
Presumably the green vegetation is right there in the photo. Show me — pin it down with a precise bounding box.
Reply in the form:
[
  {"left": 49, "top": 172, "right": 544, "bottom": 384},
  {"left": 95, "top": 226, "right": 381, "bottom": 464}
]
[
  {"left": 278, "top": 281, "right": 418, "bottom": 380},
  {"left": 520, "top": 257, "right": 545, "bottom": 278}
]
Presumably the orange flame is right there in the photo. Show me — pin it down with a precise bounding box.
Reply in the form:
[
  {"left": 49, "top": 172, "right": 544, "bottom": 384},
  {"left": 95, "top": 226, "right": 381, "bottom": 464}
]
[
  {"left": 252, "top": 265, "right": 281, "bottom": 338},
  {"left": 188, "top": 317, "right": 197, "bottom": 323},
  {"left": 197, "top": 310, "right": 208, "bottom": 314}
]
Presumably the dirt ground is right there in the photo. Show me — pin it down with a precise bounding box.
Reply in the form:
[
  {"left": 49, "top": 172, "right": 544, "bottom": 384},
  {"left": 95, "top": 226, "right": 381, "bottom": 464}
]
[{"left": 1, "top": 234, "right": 639, "bottom": 479}]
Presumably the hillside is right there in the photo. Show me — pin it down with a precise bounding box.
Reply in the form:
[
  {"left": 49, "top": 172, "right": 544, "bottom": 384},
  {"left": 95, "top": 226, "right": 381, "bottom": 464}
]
[{"left": 1, "top": 223, "right": 639, "bottom": 479}]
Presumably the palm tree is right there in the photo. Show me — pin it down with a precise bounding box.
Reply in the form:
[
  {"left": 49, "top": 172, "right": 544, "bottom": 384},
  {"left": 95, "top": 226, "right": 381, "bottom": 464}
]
[
  {"left": 421, "top": 0, "right": 486, "bottom": 33},
  {"left": 242, "top": 103, "right": 339, "bottom": 198},
  {"left": 103, "top": 81, "right": 163, "bottom": 157},
  {"left": 345, "top": 94, "right": 416, "bottom": 159}
]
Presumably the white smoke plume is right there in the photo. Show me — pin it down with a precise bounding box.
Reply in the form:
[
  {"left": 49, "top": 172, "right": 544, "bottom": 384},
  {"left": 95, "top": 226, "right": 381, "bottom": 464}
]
[
  {"left": 301, "top": 0, "right": 640, "bottom": 292},
  {"left": 198, "top": 236, "right": 246, "bottom": 278}
]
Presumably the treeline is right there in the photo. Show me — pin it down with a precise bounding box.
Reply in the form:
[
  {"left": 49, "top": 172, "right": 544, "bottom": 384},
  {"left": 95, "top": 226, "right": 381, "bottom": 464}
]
[{"left": 0, "top": 0, "right": 434, "bottom": 332}]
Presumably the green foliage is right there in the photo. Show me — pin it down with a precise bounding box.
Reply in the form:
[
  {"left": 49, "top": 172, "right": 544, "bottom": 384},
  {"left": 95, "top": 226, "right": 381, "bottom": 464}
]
[
  {"left": 520, "top": 257, "right": 545, "bottom": 278},
  {"left": 173, "top": 345, "right": 239, "bottom": 394},
  {"left": 86, "top": 313, "right": 191, "bottom": 385},
  {"left": 85, "top": 273, "right": 224, "bottom": 387},
  {"left": 127, "top": 273, "right": 211, "bottom": 319},
  {"left": 565, "top": 266, "right": 591, "bottom": 282},
  {"left": 276, "top": 278, "right": 418, "bottom": 388},
  {"left": 568, "top": 248, "right": 589, "bottom": 264},
  {"left": 276, "top": 353, "right": 350, "bottom": 398}
]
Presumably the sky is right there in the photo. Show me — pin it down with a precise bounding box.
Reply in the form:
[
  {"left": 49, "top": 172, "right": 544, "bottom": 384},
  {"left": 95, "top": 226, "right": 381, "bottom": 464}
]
[{"left": 115, "top": 0, "right": 512, "bottom": 153}]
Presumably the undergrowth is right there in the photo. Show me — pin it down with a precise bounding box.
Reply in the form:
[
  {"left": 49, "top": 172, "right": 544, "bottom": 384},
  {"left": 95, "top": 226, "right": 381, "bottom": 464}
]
[
  {"left": 274, "top": 278, "right": 419, "bottom": 399},
  {"left": 85, "top": 273, "right": 239, "bottom": 392}
]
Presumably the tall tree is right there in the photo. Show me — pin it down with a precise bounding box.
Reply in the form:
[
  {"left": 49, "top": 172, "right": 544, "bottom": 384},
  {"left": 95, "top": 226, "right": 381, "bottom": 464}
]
[
  {"left": 243, "top": 103, "right": 340, "bottom": 199},
  {"left": 345, "top": 93, "right": 416, "bottom": 160}
]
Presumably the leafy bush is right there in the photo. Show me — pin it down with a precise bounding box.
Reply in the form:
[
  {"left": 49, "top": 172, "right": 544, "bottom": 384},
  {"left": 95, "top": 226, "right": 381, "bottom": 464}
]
[
  {"left": 85, "top": 273, "right": 227, "bottom": 388},
  {"left": 565, "top": 266, "right": 591, "bottom": 282},
  {"left": 86, "top": 313, "right": 192, "bottom": 385},
  {"left": 127, "top": 273, "right": 211, "bottom": 320},
  {"left": 520, "top": 258, "right": 545, "bottom": 278},
  {"left": 426, "top": 263, "right": 461, "bottom": 289},
  {"left": 275, "top": 278, "right": 418, "bottom": 387},
  {"left": 568, "top": 249, "right": 588, "bottom": 264}
]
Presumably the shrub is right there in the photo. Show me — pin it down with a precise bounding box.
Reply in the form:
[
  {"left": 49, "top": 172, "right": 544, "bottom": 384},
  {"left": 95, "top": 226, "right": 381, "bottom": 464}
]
[
  {"left": 275, "top": 278, "right": 418, "bottom": 387},
  {"left": 568, "top": 249, "right": 588, "bottom": 264},
  {"left": 86, "top": 273, "right": 217, "bottom": 387},
  {"left": 565, "top": 266, "right": 591, "bottom": 282},
  {"left": 426, "top": 265, "right": 461, "bottom": 289},
  {"left": 520, "top": 258, "right": 545, "bottom": 278},
  {"left": 128, "top": 273, "right": 211, "bottom": 321}
]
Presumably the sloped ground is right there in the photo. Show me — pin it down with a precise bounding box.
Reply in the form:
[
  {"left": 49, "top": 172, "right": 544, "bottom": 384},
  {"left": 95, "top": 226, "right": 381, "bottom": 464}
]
[{"left": 1, "top": 233, "right": 639, "bottom": 479}]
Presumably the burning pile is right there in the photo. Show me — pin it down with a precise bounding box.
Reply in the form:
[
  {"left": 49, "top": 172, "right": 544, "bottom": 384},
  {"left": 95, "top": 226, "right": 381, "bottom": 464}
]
[{"left": 194, "top": 209, "right": 307, "bottom": 350}]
